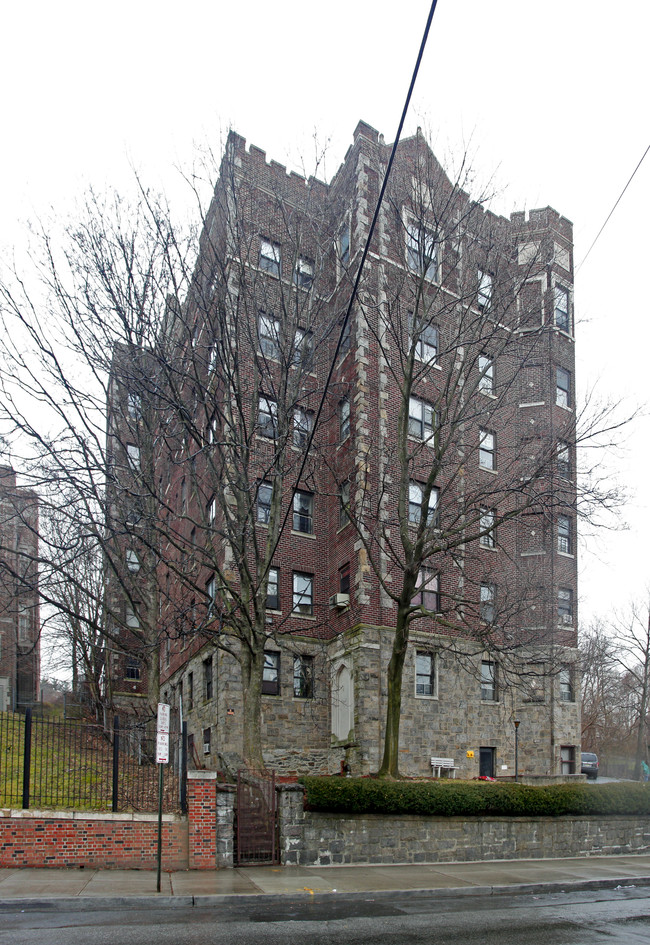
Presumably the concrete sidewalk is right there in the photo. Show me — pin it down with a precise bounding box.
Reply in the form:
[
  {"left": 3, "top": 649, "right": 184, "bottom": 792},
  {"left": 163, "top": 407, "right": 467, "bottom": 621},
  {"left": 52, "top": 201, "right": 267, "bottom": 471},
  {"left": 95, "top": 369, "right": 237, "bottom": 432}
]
[{"left": 1, "top": 855, "right": 650, "bottom": 909}]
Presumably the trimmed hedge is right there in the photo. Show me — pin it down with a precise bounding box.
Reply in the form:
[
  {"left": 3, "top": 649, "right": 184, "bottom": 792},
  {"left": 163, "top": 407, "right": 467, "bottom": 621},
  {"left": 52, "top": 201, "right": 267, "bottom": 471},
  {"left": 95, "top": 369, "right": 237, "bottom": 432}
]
[{"left": 300, "top": 777, "right": 650, "bottom": 818}]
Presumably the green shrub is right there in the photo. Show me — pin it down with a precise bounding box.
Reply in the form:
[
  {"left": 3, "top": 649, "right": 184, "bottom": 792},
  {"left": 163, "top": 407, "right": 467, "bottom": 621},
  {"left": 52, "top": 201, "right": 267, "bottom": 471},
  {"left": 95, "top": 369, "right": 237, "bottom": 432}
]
[{"left": 299, "top": 777, "right": 650, "bottom": 818}]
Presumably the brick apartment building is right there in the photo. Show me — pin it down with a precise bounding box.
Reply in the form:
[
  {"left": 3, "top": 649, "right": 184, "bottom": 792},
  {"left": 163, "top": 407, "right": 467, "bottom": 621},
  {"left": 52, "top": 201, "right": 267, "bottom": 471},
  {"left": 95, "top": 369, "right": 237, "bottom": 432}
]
[
  {"left": 106, "top": 121, "right": 580, "bottom": 778},
  {"left": 0, "top": 466, "right": 40, "bottom": 711}
]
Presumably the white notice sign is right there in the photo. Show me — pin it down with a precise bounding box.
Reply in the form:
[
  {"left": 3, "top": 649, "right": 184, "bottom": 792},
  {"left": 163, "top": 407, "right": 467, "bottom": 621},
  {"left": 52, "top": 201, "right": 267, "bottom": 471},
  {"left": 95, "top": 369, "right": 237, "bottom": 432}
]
[
  {"left": 157, "top": 703, "right": 170, "bottom": 733},
  {"left": 156, "top": 731, "right": 170, "bottom": 764}
]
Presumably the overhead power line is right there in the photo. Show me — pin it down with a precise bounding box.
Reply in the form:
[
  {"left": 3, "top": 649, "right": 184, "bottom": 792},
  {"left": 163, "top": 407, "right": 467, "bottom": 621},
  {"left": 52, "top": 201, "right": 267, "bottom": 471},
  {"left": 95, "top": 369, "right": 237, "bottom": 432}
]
[{"left": 577, "top": 143, "right": 650, "bottom": 271}]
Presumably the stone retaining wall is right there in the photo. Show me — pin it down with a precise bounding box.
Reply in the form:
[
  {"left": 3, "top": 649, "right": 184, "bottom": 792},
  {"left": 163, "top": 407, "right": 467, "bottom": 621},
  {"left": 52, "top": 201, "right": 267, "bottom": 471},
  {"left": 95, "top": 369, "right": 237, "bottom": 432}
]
[{"left": 277, "top": 786, "right": 650, "bottom": 866}]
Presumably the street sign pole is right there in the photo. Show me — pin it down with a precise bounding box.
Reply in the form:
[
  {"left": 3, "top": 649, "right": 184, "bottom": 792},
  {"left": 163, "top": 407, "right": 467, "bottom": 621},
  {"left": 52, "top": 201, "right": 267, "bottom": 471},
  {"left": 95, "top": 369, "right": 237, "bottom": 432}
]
[{"left": 155, "top": 703, "right": 170, "bottom": 893}]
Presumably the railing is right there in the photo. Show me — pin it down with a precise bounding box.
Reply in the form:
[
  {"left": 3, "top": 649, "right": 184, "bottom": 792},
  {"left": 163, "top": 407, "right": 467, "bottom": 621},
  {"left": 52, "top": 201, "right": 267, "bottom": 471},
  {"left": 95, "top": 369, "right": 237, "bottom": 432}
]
[{"left": 0, "top": 710, "right": 187, "bottom": 813}]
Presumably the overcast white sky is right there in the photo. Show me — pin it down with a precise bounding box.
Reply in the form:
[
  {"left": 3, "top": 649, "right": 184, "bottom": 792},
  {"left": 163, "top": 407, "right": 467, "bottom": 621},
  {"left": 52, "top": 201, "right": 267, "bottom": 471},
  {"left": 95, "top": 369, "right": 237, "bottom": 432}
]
[{"left": 1, "top": 0, "right": 648, "bottom": 630}]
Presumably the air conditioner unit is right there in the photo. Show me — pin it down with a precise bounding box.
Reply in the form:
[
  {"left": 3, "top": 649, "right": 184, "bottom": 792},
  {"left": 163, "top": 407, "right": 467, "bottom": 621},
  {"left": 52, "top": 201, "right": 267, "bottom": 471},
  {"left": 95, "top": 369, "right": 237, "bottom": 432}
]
[
  {"left": 329, "top": 593, "right": 350, "bottom": 608},
  {"left": 562, "top": 614, "right": 573, "bottom": 625},
  {"left": 203, "top": 743, "right": 210, "bottom": 755}
]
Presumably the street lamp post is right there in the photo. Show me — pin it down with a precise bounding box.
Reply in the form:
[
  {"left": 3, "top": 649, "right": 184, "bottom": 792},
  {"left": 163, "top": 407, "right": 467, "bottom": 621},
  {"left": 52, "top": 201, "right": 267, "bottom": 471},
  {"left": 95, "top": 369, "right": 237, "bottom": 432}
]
[{"left": 514, "top": 718, "right": 521, "bottom": 782}]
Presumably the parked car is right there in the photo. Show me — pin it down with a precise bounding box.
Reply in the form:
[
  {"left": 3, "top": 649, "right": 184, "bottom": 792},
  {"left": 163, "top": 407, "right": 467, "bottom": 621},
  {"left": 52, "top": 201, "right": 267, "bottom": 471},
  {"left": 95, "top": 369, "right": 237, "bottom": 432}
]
[{"left": 581, "top": 752, "right": 599, "bottom": 779}]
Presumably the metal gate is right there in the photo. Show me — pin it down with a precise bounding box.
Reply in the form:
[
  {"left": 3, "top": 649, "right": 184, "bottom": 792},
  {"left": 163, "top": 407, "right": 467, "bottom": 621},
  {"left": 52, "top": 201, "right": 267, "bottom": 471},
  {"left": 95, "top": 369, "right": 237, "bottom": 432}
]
[{"left": 235, "top": 769, "right": 278, "bottom": 865}]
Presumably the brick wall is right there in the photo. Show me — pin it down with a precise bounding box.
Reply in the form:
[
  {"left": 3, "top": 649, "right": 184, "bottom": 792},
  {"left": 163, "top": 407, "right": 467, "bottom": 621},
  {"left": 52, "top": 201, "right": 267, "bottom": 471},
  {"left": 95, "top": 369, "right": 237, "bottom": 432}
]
[{"left": 0, "top": 809, "right": 188, "bottom": 870}]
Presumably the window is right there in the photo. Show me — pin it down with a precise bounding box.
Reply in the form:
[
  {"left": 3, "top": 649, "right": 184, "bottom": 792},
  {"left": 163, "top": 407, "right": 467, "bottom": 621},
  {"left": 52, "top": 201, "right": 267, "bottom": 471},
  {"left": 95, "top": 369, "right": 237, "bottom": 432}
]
[
  {"left": 293, "top": 490, "right": 314, "bottom": 533},
  {"left": 204, "top": 657, "right": 213, "bottom": 701},
  {"left": 127, "top": 444, "right": 140, "bottom": 471},
  {"left": 339, "top": 314, "right": 351, "bottom": 355},
  {"left": 557, "top": 441, "right": 571, "bottom": 478},
  {"left": 293, "top": 407, "right": 314, "bottom": 449},
  {"left": 260, "top": 238, "right": 280, "bottom": 277},
  {"left": 559, "top": 667, "right": 574, "bottom": 702},
  {"left": 478, "top": 269, "right": 493, "bottom": 310},
  {"left": 481, "top": 660, "right": 497, "bottom": 701},
  {"left": 339, "top": 561, "right": 350, "bottom": 595},
  {"left": 187, "top": 672, "right": 194, "bottom": 710},
  {"left": 478, "top": 355, "right": 494, "bottom": 394},
  {"left": 257, "top": 481, "right": 272, "bottom": 524},
  {"left": 293, "top": 655, "right": 314, "bottom": 698},
  {"left": 413, "top": 321, "right": 438, "bottom": 363},
  {"left": 125, "top": 657, "right": 141, "bottom": 681},
  {"left": 180, "top": 478, "right": 187, "bottom": 512},
  {"left": 339, "top": 398, "right": 350, "bottom": 441},
  {"left": 479, "top": 508, "right": 496, "bottom": 548},
  {"left": 556, "top": 367, "right": 571, "bottom": 408},
  {"left": 558, "top": 587, "right": 573, "bottom": 621},
  {"left": 554, "top": 285, "right": 570, "bottom": 332},
  {"left": 262, "top": 651, "right": 280, "bottom": 695},
  {"left": 258, "top": 313, "right": 280, "bottom": 359},
  {"left": 412, "top": 567, "right": 439, "bottom": 611},
  {"left": 126, "top": 549, "right": 140, "bottom": 573},
  {"left": 560, "top": 745, "right": 576, "bottom": 774},
  {"left": 406, "top": 223, "right": 437, "bottom": 280},
  {"left": 293, "top": 328, "right": 313, "bottom": 368},
  {"left": 127, "top": 392, "right": 141, "bottom": 420},
  {"left": 558, "top": 515, "right": 572, "bottom": 554},
  {"left": 206, "top": 576, "right": 216, "bottom": 606},
  {"left": 408, "top": 396, "right": 436, "bottom": 441},
  {"left": 415, "top": 652, "right": 436, "bottom": 697},
  {"left": 339, "top": 224, "right": 350, "bottom": 266},
  {"left": 258, "top": 396, "right": 278, "bottom": 438},
  {"left": 408, "top": 482, "right": 439, "bottom": 526},
  {"left": 207, "top": 496, "right": 216, "bottom": 525},
  {"left": 479, "top": 429, "right": 496, "bottom": 470},
  {"left": 293, "top": 572, "right": 313, "bottom": 615},
  {"left": 480, "top": 583, "right": 495, "bottom": 623},
  {"left": 125, "top": 605, "right": 139, "bottom": 630},
  {"left": 266, "top": 567, "right": 279, "bottom": 610},
  {"left": 339, "top": 480, "right": 350, "bottom": 528},
  {"left": 206, "top": 415, "right": 218, "bottom": 445},
  {"left": 294, "top": 256, "right": 314, "bottom": 289},
  {"left": 203, "top": 727, "right": 211, "bottom": 755},
  {"left": 17, "top": 605, "right": 30, "bottom": 643}
]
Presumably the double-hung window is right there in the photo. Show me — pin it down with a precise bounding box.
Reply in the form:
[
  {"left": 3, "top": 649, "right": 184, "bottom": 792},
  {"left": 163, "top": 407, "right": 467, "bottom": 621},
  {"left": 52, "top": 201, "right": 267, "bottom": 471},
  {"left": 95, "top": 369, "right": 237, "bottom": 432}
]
[
  {"left": 259, "top": 312, "right": 280, "bottom": 359},
  {"left": 292, "top": 572, "right": 314, "bottom": 615},
  {"left": 257, "top": 481, "right": 272, "bottom": 524},
  {"left": 339, "top": 224, "right": 350, "bottom": 266},
  {"left": 262, "top": 651, "right": 280, "bottom": 695},
  {"left": 294, "top": 256, "right": 314, "bottom": 289},
  {"left": 408, "top": 482, "right": 439, "bottom": 526},
  {"left": 412, "top": 567, "right": 439, "bottom": 611},
  {"left": 558, "top": 515, "right": 572, "bottom": 554},
  {"left": 127, "top": 444, "right": 140, "bottom": 471},
  {"left": 557, "top": 440, "right": 571, "bottom": 477},
  {"left": 558, "top": 587, "right": 573, "bottom": 621},
  {"left": 258, "top": 396, "right": 278, "bottom": 438},
  {"left": 413, "top": 321, "right": 438, "bottom": 363},
  {"left": 266, "top": 567, "right": 280, "bottom": 610},
  {"left": 556, "top": 367, "right": 571, "bottom": 408},
  {"left": 293, "top": 490, "right": 314, "bottom": 534},
  {"left": 481, "top": 660, "right": 497, "bottom": 701},
  {"left": 339, "top": 398, "right": 350, "bottom": 441},
  {"left": 479, "top": 508, "right": 496, "bottom": 548},
  {"left": 478, "top": 355, "right": 494, "bottom": 394},
  {"left": 559, "top": 667, "right": 574, "bottom": 702},
  {"left": 260, "top": 238, "right": 280, "bottom": 277},
  {"left": 293, "top": 407, "right": 313, "bottom": 449},
  {"left": 408, "top": 396, "right": 436, "bottom": 441},
  {"left": 479, "top": 429, "right": 496, "bottom": 470},
  {"left": 480, "top": 582, "right": 495, "bottom": 623},
  {"left": 293, "top": 328, "right": 313, "bottom": 368},
  {"left": 339, "top": 480, "right": 350, "bottom": 528},
  {"left": 478, "top": 269, "right": 493, "bottom": 310},
  {"left": 293, "top": 655, "right": 314, "bottom": 699},
  {"left": 554, "top": 286, "right": 570, "bottom": 332},
  {"left": 406, "top": 223, "right": 437, "bottom": 280},
  {"left": 415, "top": 652, "right": 437, "bottom": 697}
]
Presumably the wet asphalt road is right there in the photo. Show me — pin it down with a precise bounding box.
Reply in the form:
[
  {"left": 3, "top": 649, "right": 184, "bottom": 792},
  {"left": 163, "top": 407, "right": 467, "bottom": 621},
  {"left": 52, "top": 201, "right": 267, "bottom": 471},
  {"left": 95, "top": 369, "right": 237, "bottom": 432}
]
[{"left": 1, "top": 886, "right": 650, "bottom": 944}]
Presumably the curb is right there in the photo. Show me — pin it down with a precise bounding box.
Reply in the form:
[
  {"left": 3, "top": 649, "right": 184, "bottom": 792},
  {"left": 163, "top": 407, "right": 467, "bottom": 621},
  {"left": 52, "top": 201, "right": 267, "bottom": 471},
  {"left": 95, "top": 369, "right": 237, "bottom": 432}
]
[{"left": 2, "top": 875, "right": 650, "bottom": 913}]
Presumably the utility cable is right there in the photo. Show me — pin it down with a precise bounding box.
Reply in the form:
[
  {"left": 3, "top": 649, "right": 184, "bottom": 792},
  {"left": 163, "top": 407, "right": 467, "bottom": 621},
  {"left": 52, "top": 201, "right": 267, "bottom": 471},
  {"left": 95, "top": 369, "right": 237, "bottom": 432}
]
[{"left": 577, "top": 143, "right": 650, "bottom": 271}]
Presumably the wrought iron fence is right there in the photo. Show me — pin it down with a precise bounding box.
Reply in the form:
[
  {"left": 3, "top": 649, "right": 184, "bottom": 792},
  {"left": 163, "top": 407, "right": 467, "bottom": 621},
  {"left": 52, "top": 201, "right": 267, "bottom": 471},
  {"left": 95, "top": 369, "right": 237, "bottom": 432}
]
[{"left": 0, "top": 709, "right": 187, "bottom": 813}]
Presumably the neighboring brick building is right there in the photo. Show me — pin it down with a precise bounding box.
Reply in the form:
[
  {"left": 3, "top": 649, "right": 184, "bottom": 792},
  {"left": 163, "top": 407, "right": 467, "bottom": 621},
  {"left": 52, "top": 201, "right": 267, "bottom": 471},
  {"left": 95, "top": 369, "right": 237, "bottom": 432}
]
[
  {"left": 107, "top": 122, "right": 580, "bottom": 778},
  {"left": 0, "top": 466, "right": 40, "bottom": 711}
]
